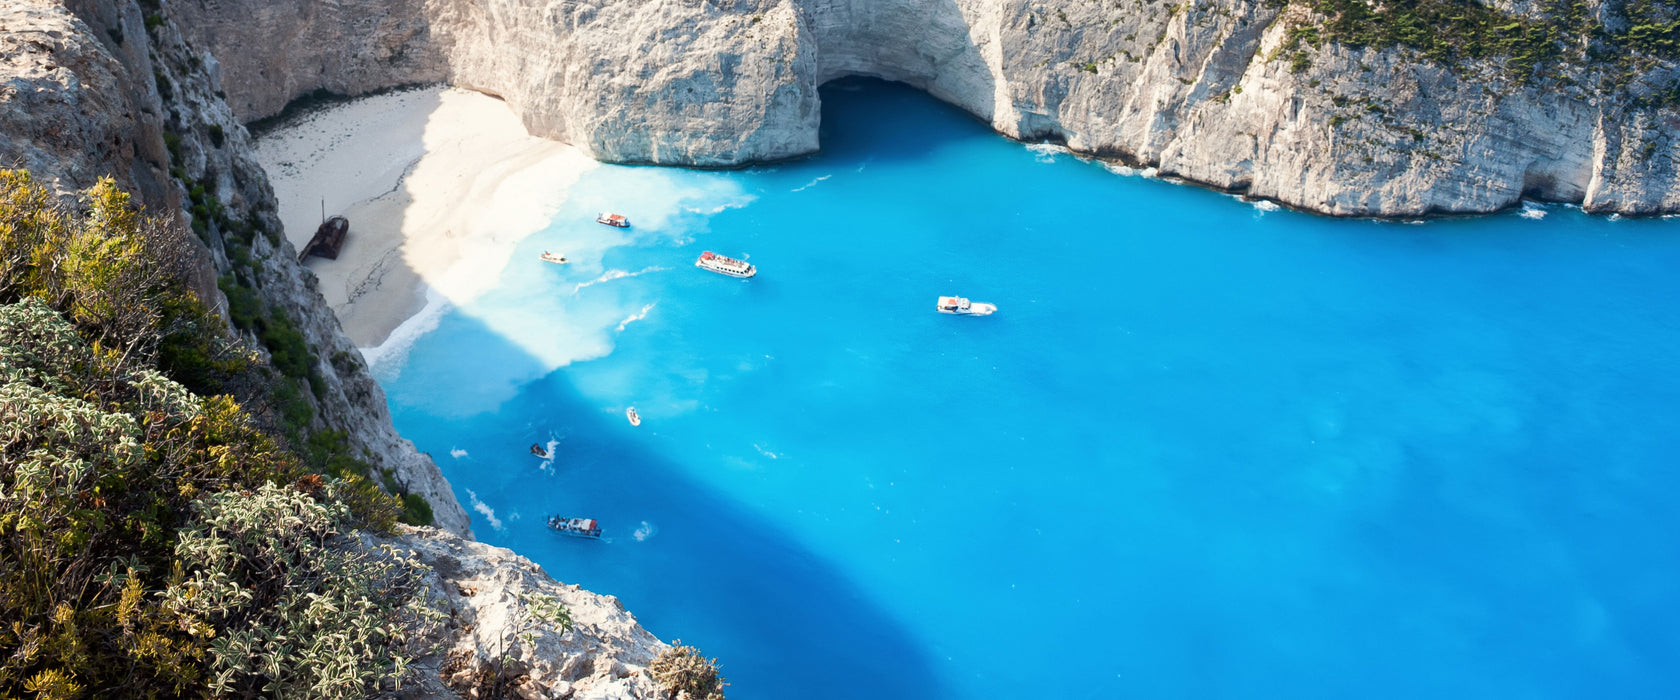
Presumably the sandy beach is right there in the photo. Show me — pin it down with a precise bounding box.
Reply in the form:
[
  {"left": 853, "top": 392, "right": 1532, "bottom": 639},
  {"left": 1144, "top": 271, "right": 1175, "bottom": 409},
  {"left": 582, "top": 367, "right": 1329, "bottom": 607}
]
[{"left": 255, "top": 86, "right": 598, "bottom": 355}]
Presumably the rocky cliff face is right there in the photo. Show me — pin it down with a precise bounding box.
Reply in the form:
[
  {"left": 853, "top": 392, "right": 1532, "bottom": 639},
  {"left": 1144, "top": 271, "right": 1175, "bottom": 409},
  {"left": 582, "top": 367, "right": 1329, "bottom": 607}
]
[
  {"left": 170, "top": 0, "right": 1680, "bottom": 216},
  {"left": 1, "top": 4, "right": 670, "bottom": 697},
  {"left": 391, "top": 527, "right": 670, "bottom": 700},
  {"left": 2, "top": 0, "right": 471, "bottom": 536}
]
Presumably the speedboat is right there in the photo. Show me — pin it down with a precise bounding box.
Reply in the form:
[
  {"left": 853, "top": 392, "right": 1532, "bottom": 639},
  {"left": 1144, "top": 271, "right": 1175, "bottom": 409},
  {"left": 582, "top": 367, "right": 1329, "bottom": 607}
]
[
  {"left": 540, "top": 251, "right": 569, "bottom": 265},
  {"left": 530, "top": 443, "right": 550, "bottom": 458},
  {"left": 936, "top": 296, "right": 997, "bottom": 315},
  {"left": 626, "top": 406, "right": 642, "bottom": 426},
  {"left": 596, "top": 212, "right": 630, "bottom": 228},
  {"left": 547, "top": 516, "right": 602, "bottom": 539},
  {"left": 696, "top": 251, "right": 756, "bottom": 278}
]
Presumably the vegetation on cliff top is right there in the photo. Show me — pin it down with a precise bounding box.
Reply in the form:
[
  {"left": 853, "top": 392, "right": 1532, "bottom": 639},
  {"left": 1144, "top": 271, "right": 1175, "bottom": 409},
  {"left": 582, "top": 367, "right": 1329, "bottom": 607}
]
[
  {"left": 1280, "top": 0, "right": 1680, "bottom": 104},
  {"left": 650, "top": 643, "right": 729, "bottom": 700},
  {"left": 0, "top": 171, "right": 439, "bottom": 697}
]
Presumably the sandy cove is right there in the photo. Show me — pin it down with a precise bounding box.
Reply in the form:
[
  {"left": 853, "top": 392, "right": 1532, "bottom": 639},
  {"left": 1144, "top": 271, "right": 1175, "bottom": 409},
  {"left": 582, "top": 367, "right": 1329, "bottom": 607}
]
[{"left": 255, "top": 86, "right": 598, "bottom": 357}]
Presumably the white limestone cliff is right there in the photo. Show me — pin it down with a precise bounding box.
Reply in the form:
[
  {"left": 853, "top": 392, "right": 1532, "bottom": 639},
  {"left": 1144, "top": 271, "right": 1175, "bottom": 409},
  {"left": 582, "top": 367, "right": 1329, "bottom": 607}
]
[
  {"left": 170, "top": 0, "right": 1680, "bottom": 217},
  {"left": 390, "top": 526, "right": 670, "bottom": 700}
]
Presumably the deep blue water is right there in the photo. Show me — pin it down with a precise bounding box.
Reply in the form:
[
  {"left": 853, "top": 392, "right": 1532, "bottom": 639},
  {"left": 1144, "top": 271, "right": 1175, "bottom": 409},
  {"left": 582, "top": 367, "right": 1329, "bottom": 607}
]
[{"left": 382, "top": 79, "right": 1680, "bottom": 698}]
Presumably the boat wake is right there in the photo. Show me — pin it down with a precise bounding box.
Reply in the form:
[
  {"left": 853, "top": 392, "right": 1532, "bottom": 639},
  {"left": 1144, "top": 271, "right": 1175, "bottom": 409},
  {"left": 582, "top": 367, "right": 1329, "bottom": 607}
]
[
  {"left": 450, "top": 447, "right": 469, "bottom": 459},
  {"left": 616, "top": 303, "right": 656, "bottom": 332},
  {"left": 792, "top": 174, "right": 831, "bottom": 192},
  {"left": 465, "top": 489, "right": 504, "bottom": 532},
  {"left": 573, "top": 266, "right": 668, "bottom": 294},
  {"left": 688, "top": 196, "right": 757, "bottom": 216},
  {"left": 633, "top": 521, "right": 658, "bottom": 542},
  {"left": 536, "top": 436, "right": 562, "bottom": 473}
]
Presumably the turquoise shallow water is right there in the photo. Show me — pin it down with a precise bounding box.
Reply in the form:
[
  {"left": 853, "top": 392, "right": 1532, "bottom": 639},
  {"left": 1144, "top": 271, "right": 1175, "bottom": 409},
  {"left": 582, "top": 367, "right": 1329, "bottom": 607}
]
[{"left": 382, "top": 79, "right": 1680, "bottom": 698}]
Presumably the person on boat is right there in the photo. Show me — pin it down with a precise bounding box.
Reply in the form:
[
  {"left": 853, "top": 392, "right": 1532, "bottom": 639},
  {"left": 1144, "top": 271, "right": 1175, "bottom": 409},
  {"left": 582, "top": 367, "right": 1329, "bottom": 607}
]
[{"left": 530, "top": 443, "right": 548, "bottom": 458}]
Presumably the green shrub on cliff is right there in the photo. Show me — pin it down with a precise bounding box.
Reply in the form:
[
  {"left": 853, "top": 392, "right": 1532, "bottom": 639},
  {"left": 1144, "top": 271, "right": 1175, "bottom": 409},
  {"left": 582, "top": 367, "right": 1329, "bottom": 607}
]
[
  {"left": 1279, "top": 0, "right": 1680, "bottom": 96},
  {"left": 0, "top": 170, "right": 435, "bottom": 697},
  {"left": 650, "top": 643, "right": 728, "bottom": 700}
]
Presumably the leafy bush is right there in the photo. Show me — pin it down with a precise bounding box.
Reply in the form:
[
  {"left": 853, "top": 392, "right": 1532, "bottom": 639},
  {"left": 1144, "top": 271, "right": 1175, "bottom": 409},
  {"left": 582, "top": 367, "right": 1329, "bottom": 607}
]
[
  {"left": 650, "top": 642, "right": 728, "bottom": 700},
  {"left": 0, "top": 299, "right": 301, "bottom": 696},
  {"left": 259, "top": 310, "right": 314, "bottom": 379},
  {"left": 401, "top": 493, "right": 435, "bottom": 527},
  {"left": 1278, "top": 0, "right": 1680, "bottom": 94},
  {"left": 218, "top": 273, "right": 262, "bottom": 330},
  {"left": 0, "top": 170, "right": 429, "bottom": 696},
  {"left": 166, "top": 483, "right": 440, "bottom": 697}
]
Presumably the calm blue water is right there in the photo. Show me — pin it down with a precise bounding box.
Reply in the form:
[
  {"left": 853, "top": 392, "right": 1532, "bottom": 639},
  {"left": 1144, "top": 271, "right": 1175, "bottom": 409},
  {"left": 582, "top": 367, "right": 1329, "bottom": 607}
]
[{"left": 383, "top": 79, "right": 1680, "bottom": 698}]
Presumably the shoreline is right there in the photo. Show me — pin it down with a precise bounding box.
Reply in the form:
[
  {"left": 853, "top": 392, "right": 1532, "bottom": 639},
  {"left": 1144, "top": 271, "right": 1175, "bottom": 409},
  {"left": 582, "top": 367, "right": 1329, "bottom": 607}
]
[{"left": 255, "top": 86, "right": 598, "bottom": 355}]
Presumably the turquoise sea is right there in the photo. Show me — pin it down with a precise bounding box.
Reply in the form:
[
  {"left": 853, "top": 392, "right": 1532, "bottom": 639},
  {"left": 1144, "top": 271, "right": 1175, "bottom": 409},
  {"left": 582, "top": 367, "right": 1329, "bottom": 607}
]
[{"left": 382, "top": 79, "right": 1680, "bottom": 698}]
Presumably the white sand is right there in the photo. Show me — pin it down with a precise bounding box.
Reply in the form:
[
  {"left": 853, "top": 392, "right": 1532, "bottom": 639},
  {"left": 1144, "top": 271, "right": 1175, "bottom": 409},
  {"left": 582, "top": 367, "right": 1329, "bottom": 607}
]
[{"left": 255, "top": 86, "right": 598, "bottom": 353}]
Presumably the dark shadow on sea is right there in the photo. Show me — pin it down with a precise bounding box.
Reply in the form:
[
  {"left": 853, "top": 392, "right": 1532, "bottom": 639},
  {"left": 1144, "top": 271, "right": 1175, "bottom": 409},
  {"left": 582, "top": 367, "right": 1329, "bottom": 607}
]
[
  {"left": 385, "top": 309, "right": 951, "bottom": 700},
  {"left": 810, "top": 77, "right": 996, "bottom": 167}
]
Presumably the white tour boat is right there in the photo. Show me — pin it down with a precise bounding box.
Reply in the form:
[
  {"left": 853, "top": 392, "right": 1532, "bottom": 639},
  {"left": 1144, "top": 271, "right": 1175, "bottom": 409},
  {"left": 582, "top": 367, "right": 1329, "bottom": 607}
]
[
  {"left": 547, "top": 516, "right": 602, "bottom": 539},
  {"left": 539, "top": 251, "right": 569, "bottom": 265},
  {"left": 696, "top": 251, "right": 756, "bottom": 278},
  {"left": 596, "top": 212, "right": 630, "bottom": 228},
  {"left": 626, "top": 406, "right": 642, "bottom": 426},
  {"left": 936, "top": 296, "right": 997, "bottom": 316}
]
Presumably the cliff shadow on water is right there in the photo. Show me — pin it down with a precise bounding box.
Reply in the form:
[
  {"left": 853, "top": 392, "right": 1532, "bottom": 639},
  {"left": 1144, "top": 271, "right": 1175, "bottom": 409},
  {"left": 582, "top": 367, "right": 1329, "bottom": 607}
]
[{"left": 381, "top": 307, "right": 950, "bottom": 700}]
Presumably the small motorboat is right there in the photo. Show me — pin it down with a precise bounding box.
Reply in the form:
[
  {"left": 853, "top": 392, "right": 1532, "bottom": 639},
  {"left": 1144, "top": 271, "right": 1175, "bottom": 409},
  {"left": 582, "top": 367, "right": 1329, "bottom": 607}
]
[
  {"left": 936, "top": 296, "right": 997, "bottom": 316},
  {"left": 530, "top": 443, "right": 550, "bottom": 458},
  {"left": 695, "top": 251, "right": 756, "bottom": 278},
  {"left": 596, "top": 212, "right": 630, "bottom": 228},
  {"left": 547, "top": 516, "right": 602, "bottom": 539},
  {"left": 626, "top": 406, "right": 642, "bottom": 426},
  {"left": 540, "top": 251, "right": 569, "bottom": 265}
]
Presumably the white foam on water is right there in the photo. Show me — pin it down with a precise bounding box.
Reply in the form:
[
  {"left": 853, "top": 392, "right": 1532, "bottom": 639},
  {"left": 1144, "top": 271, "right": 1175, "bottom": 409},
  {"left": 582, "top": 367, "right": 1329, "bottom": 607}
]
[
  {"left": 792, "top": 174, "right": 832, "bottom": 192},
  {"left": 690, "top": 198, "right": 757, "bottom": 216},
  {"left": 1252, "top": 200, "right": 1281, "bottom": 215},
  {"left": 363, "top": 287, "right": 451, "bottom": 379},
  {"left": 754, "top": 444, "right": 782, "bottom": 460},
  {"left": 633, "top": 521, "right": 658, "bottom": 542},
  {"left": 573, "top": 266, "right": 668, "bottom": 294},
  {"left": 1519, "top": 201, "right": 1548, "bottom": 220},
  {"left": 1609, "top": 213, "right": 1624, "bottom": 222},
  {"left": 466, "top": 489, "right": 504, "bottom": 531},
  {"left": 449, "top": 447, "right": 469, "bottom": 459},
  {"left": 537, "top": 436, "right": 562, "bottom": 473},
  {"left": 1027, "top": 143, "right": 1069, "bottom": 163},
  {"left": 411, "top": 167, "right": 758, "bottom": 410},
  {"left": 616, "top": 303, "right": 656, "bottom": 332}
]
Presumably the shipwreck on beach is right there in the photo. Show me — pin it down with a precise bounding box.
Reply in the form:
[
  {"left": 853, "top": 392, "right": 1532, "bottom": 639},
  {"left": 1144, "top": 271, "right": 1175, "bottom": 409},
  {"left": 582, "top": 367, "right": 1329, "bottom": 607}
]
[{"left": 298, "top": 215, "right": 348, "bottom": 262}]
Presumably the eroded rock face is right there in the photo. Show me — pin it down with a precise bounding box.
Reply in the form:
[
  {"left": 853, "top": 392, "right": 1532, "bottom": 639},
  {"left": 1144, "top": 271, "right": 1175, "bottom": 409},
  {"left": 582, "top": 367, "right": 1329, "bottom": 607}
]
[
  {"left": 0, "top": 0, "right": 471, "bottom": 536},
  {"left": 391, "top": 527, "right": 669, "bottom": 700},
  {"left": 171, "top": 0, "right": 1680, "bottom": 216},
  {"left": 166, "top": 0, "right": 446, "bottom": 120}
]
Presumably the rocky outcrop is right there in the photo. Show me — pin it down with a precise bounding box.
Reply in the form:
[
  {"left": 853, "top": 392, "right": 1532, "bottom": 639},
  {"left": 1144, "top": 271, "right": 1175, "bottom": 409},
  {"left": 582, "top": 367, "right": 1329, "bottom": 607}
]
[
  {"left": 167, "top": 0, "right": 445, "bottom": 120},
  {"left": 168, "top": 0, "right": 1680, "bottom": 217},
  {"left": 1, "top": 0, "right": 470, "bottom": 533},
  {"left": 391, "top": 526, "right": 669, "bottom": 700},
  {"left": 0, "top": 6, "right": 667, "bottom": 697}
]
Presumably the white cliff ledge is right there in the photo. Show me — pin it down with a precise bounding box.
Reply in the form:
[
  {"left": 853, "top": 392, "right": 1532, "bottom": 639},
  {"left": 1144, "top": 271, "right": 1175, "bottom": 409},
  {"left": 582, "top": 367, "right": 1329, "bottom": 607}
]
[
  {"left": 170, "top": 0, "right": 1680, "bottom": 217},
  {"left": 392, "top": 526, "right": 669, "bottom": 700}
]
